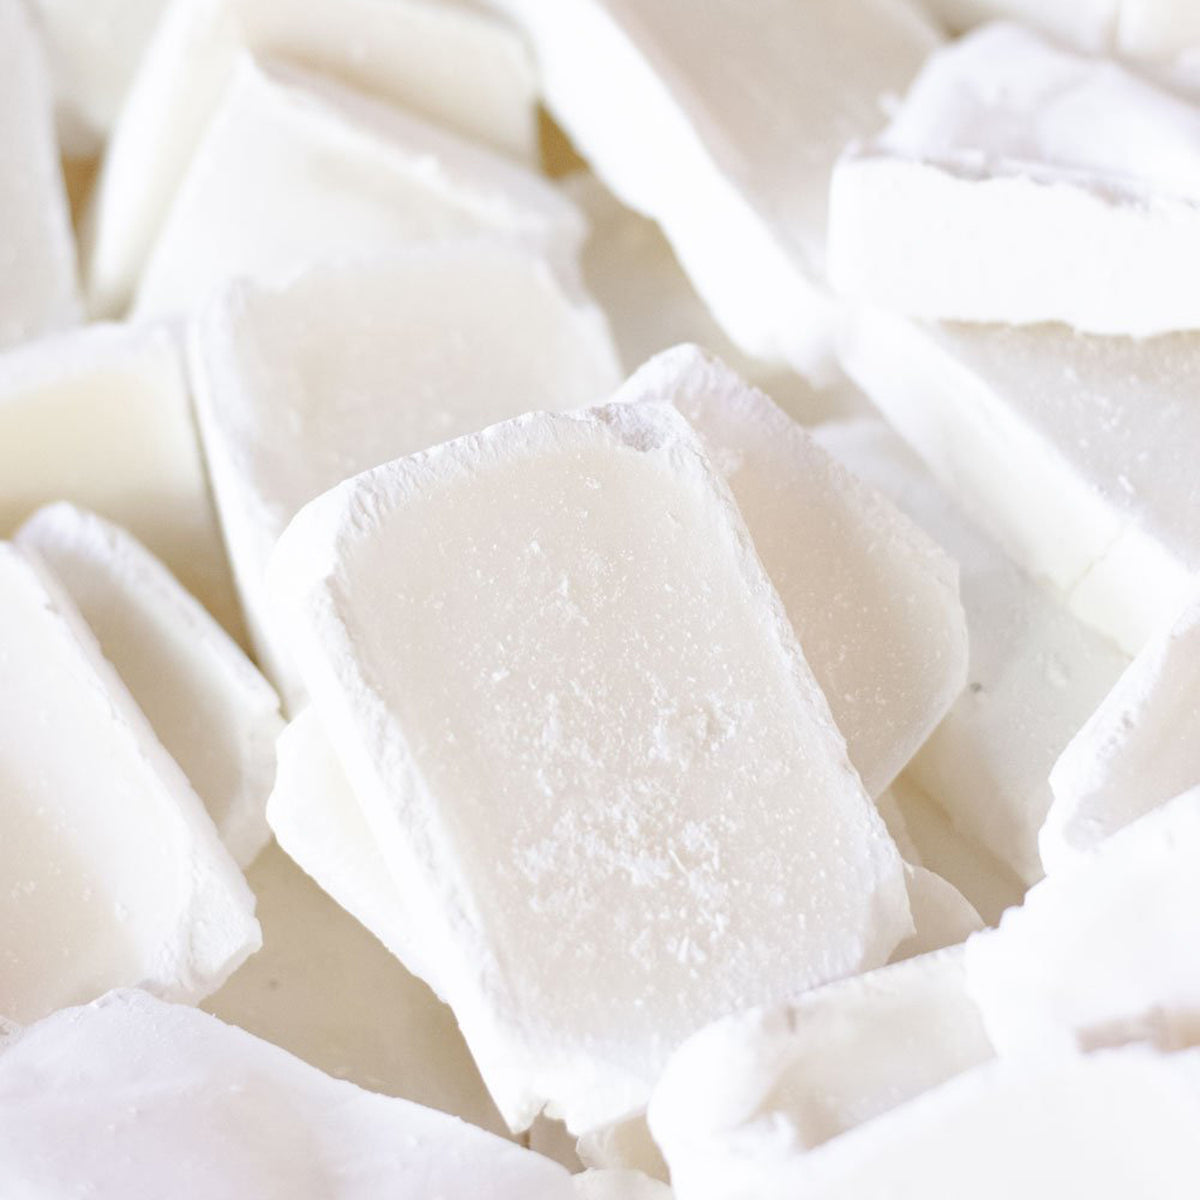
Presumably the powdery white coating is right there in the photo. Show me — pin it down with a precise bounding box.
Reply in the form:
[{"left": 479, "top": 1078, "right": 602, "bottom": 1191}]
[
  {"left": 0, "top": 321, "right": 242, "bottom": 636},
  {"left": 0, "top": 0, "right": 80, "bottom": 349},
  {"left": 269, "top": 402, "right": 910, "bottom": 1133},
  {"left": 84, "top": 0, "right": 536, "bottom": 315},
  {"left": 966, "top": 786, "right": 1200, "bottom": 1055},
  {"left": 0, "top": 545, "right": 259, "bottom": 1025},
  {"left": 205, "top": 841, "right": 508, "bottom": 1137},
  {"left": 839, "top": 311, "right": 1200, "bottom": 658},
  {"left": 0, "top": 990, "right": 573, "bottom": 1200},
  {"left": 16, "top": 503, "right": 282, "bottom": 867},
  {"left": 133, "top": 58, "right": 582, "bottom": 321},
  {"left": 649, "top": 946, "right": 992, "bottom": 1199},
  {"left": 190, "top": 242, "right": 619, "bottom": 706},
  {"left": 1043, "top": 589, "right": 1200, "bottom": 871},
  {"left": 24, "top": 0, "right": 168, "bottom": 155},
  {"left": 561, "top": 172, "right": 869, "bottom": 428},
  {"left": 817, "top": 420, "right": 1129, "bottom": 884},
  {"left": 829, "top": 24, "right": 1200, "bottom": 335},
  {"left": 620, "top": 347, "right": 967, "bottom": 798},
  {"left": 679, "top": 1043, "right": 1200, "bottom": 1200},
  {"left": 920, "top": 0, "right": 1118, "bottom": 50},
  {"left": 489, "top": 0, "right": 938, "bottom": 383}
]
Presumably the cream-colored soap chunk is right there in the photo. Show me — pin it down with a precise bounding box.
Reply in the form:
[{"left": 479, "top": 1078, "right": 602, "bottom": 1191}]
[
  {"left": 892, "top": 865, "right": 983, "bottom": 960},
  {"left": 133, "top": 58, "right": 581, "bottom": 322},
  {"left": 650, "top": 946, "right": 992, "bottom": 1199},
  {"left": 839, "top": 312, "right": 1200, "bottom": 657},
  {"left": 621, "top": 348, "right": 967, "bottom": 798},
  {"left": 16, "top": 503, "right": 282, "bottom": 867},
  {"left": 191, "top": 244, "right": 618, "bottom": 704},
  {"left": 206, "top": 841, "right": 508, "bottom": 1137},
  {"left": 830, "top": 24, "right": 1200, "bottom": 335},
  {"left": 1119, "top": 0, "right": 1200, "bottom": 58},
  {"left": 0, "top": 322, "right": 242, "bottom": 635},
  {"left": 818, "top": 420, "right": 1129, "bottom": 884},
  {"left": 920, "top": 0, "right": 1118, "bottom": 50},
  {"left": 0, "top": 0, "right": 80, "bottom": 350},
  {"left": 0, "top": 990, "right": 573, "bottom": 1200},
  {"left": 269, "top": 401, "right": 911, "bottom": 1133},
  {"left": 489, "top": 0, "right": 938, "bottom": 383},
  {"left": 0, "top": 545, "right": 259, "bottom": 1025},
  {"left": 85, "top": 0, "right": 536, "bottom": 316},
  {"left": 1043, "top": 589, "right": 1200, "bottom": 871},
  {"left": 25, "top": 0, "right": 168, "bottom": 156},
  {"left": 677, "top": 1043, "right": 1200, "bottom": 1200},
  {"left": 966, "top": 786, "right": 1200, "bottom": 1055}
]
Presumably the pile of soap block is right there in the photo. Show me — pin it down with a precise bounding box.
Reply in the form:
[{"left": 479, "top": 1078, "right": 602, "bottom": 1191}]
[{"left": 3, "top": 0, "right": 1200, "bottom": 1195}]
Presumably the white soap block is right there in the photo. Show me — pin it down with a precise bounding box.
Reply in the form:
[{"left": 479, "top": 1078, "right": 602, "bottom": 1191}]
[
  {"left": 0, "top": 321, "right": 242, "bottom": 636},
  {"left": 489, "top": 0, "right": 938, "bottom": 383},
  {"left": 85, "top": 0, "right": 536, "bottom": 315},
  {"left": 678, "top": 1043, "right": 1200, "bottom": 1200},
  {"left": 818, "top": 420, "right": 1128, "bottom": 884},
  {"left": 886, "top": 775, "right": 1026, "bottom": 926},
  {"left": 573, "top": 1170, "right": 673, "bottom": 1200},
  {"left": 25, "top": 0, "right": 168, "bottom": 156},
  {"left": 0, "top": 545, "right": 259, "bottom": 1025},
  {"left": 0, "top": 989, "right": 573, "bottom": 1199},
  {"left": 191, "top": 242, "right": 618, "bottom": 704},
  {"left": 830, "top": 24, "right": 1200, "bottom": 335},
  {"left": 966, "top": 786, "right": 1200, "bottom": 1055},
  {"left": 269, "top": 400, "right": 910, "bottom": 1133},
  {"left": 1119, "top": 0, "right": 1200, "bottom": 59},
  {"left": 1043, "top": 589, "right": 1200, "bottom": 870},
  {"left": 133, "top": 58, "right": 581, "bottom": 322},
  {"left": 921, "top": 0, "right": 1117, "bottom": 51},
  {"left": 839, "top": 312, "right": 1200, "bottom": 658},
  {"left": 893, "top": 865, "right": 983, "bottom": 960},
  {"left": 649, "top": 946, "right": 992, "bottom": 1197},
  {"left": 0, "top": 0, "right": 80, "bottom": 349},
  {"left": 621, "top": 347, "right": 967, "bottom": 798},
  {"left": 16, "top": 503, "right": 282, "bottom": 867},
  {"left": 205, "top": 842, "right": 508, "bottom": 1137},
  {"left": 561, "top": 172, "right": 868, "bottom": 427}
]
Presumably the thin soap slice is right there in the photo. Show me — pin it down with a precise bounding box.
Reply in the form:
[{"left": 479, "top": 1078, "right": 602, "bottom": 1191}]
[
  {"left": 190, "top": 243, "right": 619, "bottom": 704},
  {"left": 17, "top": 503, "right": 283, "bottom": 867},
  {"left": 268, "top": 401, "right": 910, "bottom": 1134},
  {"left": 0, "top": 545, "right": 259, "bottom": 1025},
  {"left": 0, "top": 990, "right": 573, "bottom": 1200}
]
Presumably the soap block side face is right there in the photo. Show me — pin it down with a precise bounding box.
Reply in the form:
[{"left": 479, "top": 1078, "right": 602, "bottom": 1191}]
[
  {"left": 619, "top": 345, "right": 968, "bottom": 797},
  {"left": 191, "top": 243, "right": 619, "bottom": 704},
  {"left": 83, "top": 0, "right": 538, "bottom": 316},
  {"left": 1043, "top": 589, "right": 1200, "bottom": 870},
  {"left": 269, "top": 401, "right": 910, "bottom": 1133},
  {"left": 16, "top": 502, "right": 283, "bottom": 868},
  {"left": 0, "top": 546, "right": 259, "bottom": 1025},
  {"left": 0, "top": 0, "right": 81, "bottom": 350},
  {"left": 0, "top": 323, "right": 243, "bottom": 637}
]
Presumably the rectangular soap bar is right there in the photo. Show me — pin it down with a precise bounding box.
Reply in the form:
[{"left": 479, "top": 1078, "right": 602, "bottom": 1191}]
[
  {"left": 0, "top": 0, "right": 80, "bottom": 349},
  {"left": 1043, "top": 588, "right": 1200, "bottom": 870},
  {"left": 829, "top": 23, "right": 1200, "bottom": 335},
  {"left": 649, "top": 946, "right": 993, "bottom": 1196},
  {"left": 0, "top": 990, "right": 574, "bottom": 1200},
  {"left": 190, "top": 243, "right": 619, "bottom": 703},
  {"left": 0, "top": 322, "right": 242, "bottom": 635},
  {"left": 268, "top": 401, "right": 911, "bottom": 1134},
  {"left": 85, "top": 0, "right": 537, "bottom": 315},
  {"left": 818, "top": 419, "right": 1129, "bottom": 884},
  {"left": 965, "top": 785, "right": 1200, "bottom": 1056},
  {"left": 133, "top": 57, "right": 582, "bottom": 321},
  {"left": 17, "top": 503, "right": 283, "bottom": 867},
  {"left": 839, "top": 311, "right": 1200, "bottom": 656},
  {"left": 489, "top": 0, "right": 939, "bottom": 382},
  {"left": 622, "top": 346, "right": 967, "bottom": 798},
  {"left": 696, "top": 1043, "right": 1200, "bottom": 1200},
  {"left": 0, "top": 544, "right": 259, "bottom": 1025}
]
